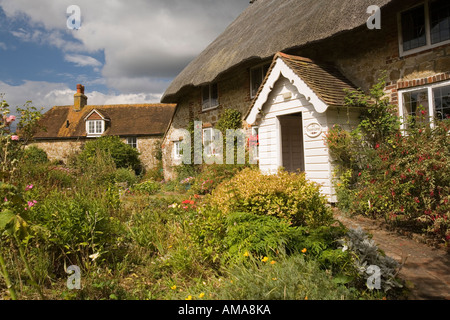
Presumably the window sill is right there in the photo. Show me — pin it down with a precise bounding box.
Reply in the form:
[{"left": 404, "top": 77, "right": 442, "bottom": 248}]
[
  {"left": 202, "top": 105, "right": 220, "bottom": 113},
  {"left": 400, "top": 39, "right": 450, "bottom": 58}
]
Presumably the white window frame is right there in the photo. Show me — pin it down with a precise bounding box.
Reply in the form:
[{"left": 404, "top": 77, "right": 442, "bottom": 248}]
[
  {"left": 202, "top": 128, "right": 222, "bottom": 157},
  {"left": 250, "top": 62, "right": 271, "bottom": 98},
  {"left": 202, "top": 83, "right": 219, "bottom": 111},
  {"left": 250, "top": 126, "right": 259, "bottom": 160},
  {"left": 86, "top": 120, "right": 105, "bottom": 137},
  {"left": 173, "top": 140, "right": 183, "bottom": 159},
  {"left": 398, "top": 0, "right": 450, "bottom": 57},
  {"left": 126, "top": 137, "right": 138, "bottom": 149},
  {"left": 398, "top": 79, "right": 450, "bottom": 130}
]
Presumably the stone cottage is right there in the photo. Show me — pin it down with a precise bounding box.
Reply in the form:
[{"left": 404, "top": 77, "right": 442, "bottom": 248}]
[
  {"left": 33, "top": 84, "right": 176, "bottom": 170},
  {"left": 161, "top": 0, "right": 450, "bottom": 201}
]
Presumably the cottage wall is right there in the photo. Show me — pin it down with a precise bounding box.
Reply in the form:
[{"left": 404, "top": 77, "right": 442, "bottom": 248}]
[
  {"left": 32, "top": 136, "right": 161, "bottom": 170},
  {"left": 31, "top": 140, "right": 84, "bottom": 163}
]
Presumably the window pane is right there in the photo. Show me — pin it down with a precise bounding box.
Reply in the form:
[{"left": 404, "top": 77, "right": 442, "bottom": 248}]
[
  {"left": 403, "top": 90, "right": 428, "bottom": 117},
  {"left": 402, "top": 5, "right": 427, "bottom": 51},
  {"left": 127, "top": 137, "right": 137, "bottom": 148},
  {"left": 210, "top": 83, "right": 218, "bottom": 107},
  {"left": 251, "top": 67, "right": 263, "bottom": 97},
  {"left": 430, "top": 0, "right": 450, "bottom": 44},
  {"left": 433, "top": 85, "right": 450, "bottom": 120},
  {"left": 95, "top": 121, "right": 102, "bottom": 133},
  {"left": 88, "top": 121, "right": 94, "bottom": 133},
  {"left": 202, "top": 85, "right": 210, "bottom": 109}
]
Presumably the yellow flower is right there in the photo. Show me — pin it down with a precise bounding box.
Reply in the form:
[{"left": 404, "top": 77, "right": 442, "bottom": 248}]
[
  {"left": 261, "top": 256, "right": 269, "bottom": 262},
  {"left": 301, "top": 248, "right": 307, "bottom": 253},
  {"left": 270, "top": 260, "right": 276, "bottom": 265},
  {"left": 171, "top": 285, "right": 177, "bottom": 290},
  {"left": 185, "top": 295, "right": 192, "bottom": 300},
  {"left": 199, "top": 293, "right": 205, "bottom": 298},
  {"left": 305, "top": 296, "right": 308, "bottom": 300},
  {"left": 272, "top": 277, "right": 277, "bottom": 281},
  {"left": 243, "top": 251, "right": 249, "bottom": 257}
]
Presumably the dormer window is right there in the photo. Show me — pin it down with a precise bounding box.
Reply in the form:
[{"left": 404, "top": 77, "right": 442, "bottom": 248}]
[
  {"left": 84, "top": 109, "right": 108, "bottom": 137},
  {"left": 86, "top": 120, "right": 105, "bottom": 136}
]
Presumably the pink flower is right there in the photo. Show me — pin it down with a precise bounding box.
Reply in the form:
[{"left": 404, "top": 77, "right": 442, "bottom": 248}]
[
  {"left": 25, "top": 184, "right": 34, "bottom": 191},
  {"left": 11, "top": 135, "right": 19, "bottom": 141},
  {"left": 6, "top": 115, "right": 16, "bottom": 123}
]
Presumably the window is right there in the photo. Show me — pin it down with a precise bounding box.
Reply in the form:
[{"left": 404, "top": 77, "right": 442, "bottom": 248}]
[
  {"left": 202, "top": 128, "right": 221, "bottom": 156},
  {"left": 433, "top": 85, "right": 450, "bottom": 120},
  {"left": 86, "top": 120, "right": 104, "bottom": 136},
  {"left": 127, "top": 137, "right": 137, "bottom": 149},
  {"left": 173, "top": 141, "right": 182, "bottom": 159},
  {"left": 399, "top": 0, "right": 450, "bottom": 56},
  {"left": 250, "top": 63, "right": 270, "bottom": 98},
  {"left": 250, "top": 127, "right": 259, "bottom": 160},
  {"left": 202, "top": 83, "right": 218, "bottom": 111},
  {"left": 399, "top": 81, "right": 450, "bottom": 128}
]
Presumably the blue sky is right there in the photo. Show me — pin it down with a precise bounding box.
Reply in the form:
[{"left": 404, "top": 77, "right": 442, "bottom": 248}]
[{"left": 0, "top": 0, "right": 248, "bottom": 115}]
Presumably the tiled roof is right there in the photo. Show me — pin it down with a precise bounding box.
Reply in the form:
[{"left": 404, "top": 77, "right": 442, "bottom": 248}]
[
  {"left": 34, "top": 104, "right": 177, "bottom": 139},
  {"left": 276, "top": 52, "right": 357, "bottom": 106}
]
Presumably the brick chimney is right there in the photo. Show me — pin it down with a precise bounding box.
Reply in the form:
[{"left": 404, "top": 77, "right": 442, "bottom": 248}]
[{"left": 73, "top": 84, "right": 87, "bottom": 111}]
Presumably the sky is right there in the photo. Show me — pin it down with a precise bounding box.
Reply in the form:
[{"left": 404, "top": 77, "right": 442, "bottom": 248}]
[{"left": 0, "top": 0, "right": 249, "bottom": 115}]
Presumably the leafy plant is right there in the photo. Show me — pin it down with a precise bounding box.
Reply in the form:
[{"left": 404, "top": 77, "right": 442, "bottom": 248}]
[
  {"left": 78, "top": 136, "right": 142, "bottom": 173},
  {"left": 208, "top": 167, "right": 333, "bottom": 227}
]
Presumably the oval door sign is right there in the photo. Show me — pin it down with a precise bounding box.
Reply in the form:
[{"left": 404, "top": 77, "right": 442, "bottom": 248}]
[{"left": 305, "top": 122, "right": 322, "bottom": 138}]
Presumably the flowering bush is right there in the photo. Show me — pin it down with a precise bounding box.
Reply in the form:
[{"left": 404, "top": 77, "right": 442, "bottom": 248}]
[
  {"left": 208, "top": 168, "right": 333, "bottom": 227},
  {"left": 326, "top": 78, "right": 450, "bottom": 244}
]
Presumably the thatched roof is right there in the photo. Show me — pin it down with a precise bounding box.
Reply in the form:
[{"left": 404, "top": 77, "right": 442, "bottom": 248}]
[
  {"left": 34, "top": 104, "right": 176, "bottom": 140},
  {"left": 162, "top": 0, "right": 394, "bottom": 102}
]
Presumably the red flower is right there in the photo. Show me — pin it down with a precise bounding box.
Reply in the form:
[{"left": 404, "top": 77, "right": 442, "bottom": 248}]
[
  {"left": 375, "top": 143, "right": 380, "bottom": 149},
  {"left": 358, "top": 172, "right": 362, "bottom": 177}
]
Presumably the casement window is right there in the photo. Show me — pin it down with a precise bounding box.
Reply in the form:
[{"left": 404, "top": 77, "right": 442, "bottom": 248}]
[
  {"left": 250, "top": 63, "right": 271, "bottom": 98},
  {"left": 126, "top": 137, "right": 137, "bottom": 149},
  {"left": 86, "top": 120, "right": 104, "bottom": 136},
  {"left": 399, "top": 80, "right": 450, "bottom": 128},
  {"left": 399, "top": 0, "right": 450, "bottom": 56},
  {"left": 202, "top": 128, "right": 221, "bottom": 156},
  {"left": 173, "top": 141, "right": 182, "bottom": 159},
  {"left": 202, "top": 83, "right": 219, "bottom": 111}
]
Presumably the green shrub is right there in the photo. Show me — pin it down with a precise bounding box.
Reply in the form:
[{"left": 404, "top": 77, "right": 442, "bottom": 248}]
[
  {"left": 208, "top": 168, "right": 333, "bottom": 227},
  {"left": 215, "top": 254, "right": 358, "bottom": 300},
  {"left": 189, "top": 164, "right": 248, "bottom": 195},
  {"left": 28, "top": 190, "right": 124, "bottom": 273},
  {"left": 21, "top": 146, "right": 48, "bottom": 164},
  {"left": 222, "top": 212, "right": 302, "bottom": 264},
  {"left": 132, "top": 180, "right": 161, "bottom": 194},
  {"left": 78, "top": 136, "right": 142, "bottom": 173},
  {"left": 114, "top": 168, "right": 138, "bottom": 187}
]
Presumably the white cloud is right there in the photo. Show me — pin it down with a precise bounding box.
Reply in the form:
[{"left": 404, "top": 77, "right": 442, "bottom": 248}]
[
  {"left": 64, "top": 53, "right": 102, "bottom": 68},
  {"left": 0, "top": 42, "right": 7, "bottom": 50},
  {"left": 0, "top": 0, "right": 249, "bottom": 93}
]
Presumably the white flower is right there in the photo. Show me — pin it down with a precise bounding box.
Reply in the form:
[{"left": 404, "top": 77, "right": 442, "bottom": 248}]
[{"left": 89, "top": 252, "right": 100, "bottom": 261}]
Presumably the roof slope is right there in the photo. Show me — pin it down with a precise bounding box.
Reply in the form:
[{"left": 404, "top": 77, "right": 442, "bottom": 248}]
[
  {"left": 277, "top": 53, "right": 357, "bottom": 107},
  {"left": 162, "top": 0, "right": 393, "bottom": 102},
  {"left": 34, "top": 104, "right": 177, "bottom": 139}
]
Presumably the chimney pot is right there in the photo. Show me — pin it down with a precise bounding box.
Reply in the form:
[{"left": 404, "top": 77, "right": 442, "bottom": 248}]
[{"left": 74, "top": 84, "right": 87, "bottom": 111}]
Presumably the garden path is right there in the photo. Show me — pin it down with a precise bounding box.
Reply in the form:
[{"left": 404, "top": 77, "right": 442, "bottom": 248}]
[{"left": 334, "top": 210, "right": 450, "bottom": 300}]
